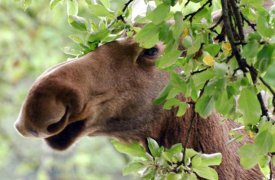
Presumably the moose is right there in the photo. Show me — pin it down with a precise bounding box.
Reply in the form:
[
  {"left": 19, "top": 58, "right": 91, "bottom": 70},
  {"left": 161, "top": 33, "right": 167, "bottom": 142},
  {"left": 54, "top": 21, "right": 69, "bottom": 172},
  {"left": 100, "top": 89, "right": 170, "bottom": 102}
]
[{"left": 15, "top": 37, "right": 266, "bottom": 179}]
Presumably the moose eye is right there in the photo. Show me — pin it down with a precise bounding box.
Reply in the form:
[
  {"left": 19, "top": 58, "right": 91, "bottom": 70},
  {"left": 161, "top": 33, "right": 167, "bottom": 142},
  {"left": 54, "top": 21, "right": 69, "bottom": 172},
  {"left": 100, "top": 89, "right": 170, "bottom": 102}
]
[
  {"left": 137, "top": 44, "right": 163, "bottom": 66},
  {"left": 143, "top": 47, "right": 159, "bottom": 58}
]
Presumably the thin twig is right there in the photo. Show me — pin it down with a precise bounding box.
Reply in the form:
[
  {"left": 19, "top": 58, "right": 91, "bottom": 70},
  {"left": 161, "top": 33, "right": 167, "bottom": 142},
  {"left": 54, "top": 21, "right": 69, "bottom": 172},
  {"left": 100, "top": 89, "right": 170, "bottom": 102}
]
[
  {"left": 117, "top": 0, "right": 134, "bottom": 22},
  {"left": 182, "top": 104, "right": 197, "bottom": 165},
  {"left": 182, "top": 79, "right": 209, "bottom": 165},
  {"left": 240, "top": 12, "right": 256, "bottom": 31},
  {"left": 190, "top": 68, "right": 208, "bottom": 75},
  {"left": 209, "top": 15, "right": 223, "bottom": 31},
  {"left": 108, "top": 0, "right": 133, "bottom": 28},
  {"left": 259, "top": 77, "right": 275, "bottom": 96},
  {"left": 184, "top": 0, "right": 191, "bottom": 7},
  {"left": 183, "top": 0, "right": 212, "bottom": 22},
  {"left": 199, "top": 80, "right": 209, "bottom": 97}
]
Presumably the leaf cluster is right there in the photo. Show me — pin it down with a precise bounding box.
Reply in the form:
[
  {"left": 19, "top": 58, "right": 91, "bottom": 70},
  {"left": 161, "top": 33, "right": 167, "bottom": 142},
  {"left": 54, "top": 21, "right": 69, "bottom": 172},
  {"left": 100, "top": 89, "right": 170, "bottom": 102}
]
[{"left": 112, "top": 138, "right": 222, "bottom": 180}]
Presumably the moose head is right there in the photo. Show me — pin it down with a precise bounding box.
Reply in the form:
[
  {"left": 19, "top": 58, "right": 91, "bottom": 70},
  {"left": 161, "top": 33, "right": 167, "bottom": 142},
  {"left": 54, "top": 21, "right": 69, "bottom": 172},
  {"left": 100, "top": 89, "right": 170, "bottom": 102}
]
[{"left": 15, "top": 38, "right": 170, "bottom": 150}]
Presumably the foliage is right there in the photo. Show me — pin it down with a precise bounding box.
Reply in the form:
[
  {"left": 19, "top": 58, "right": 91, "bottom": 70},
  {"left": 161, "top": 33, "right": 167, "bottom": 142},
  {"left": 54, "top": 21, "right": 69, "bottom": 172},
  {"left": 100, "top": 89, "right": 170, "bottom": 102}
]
[
  {"left": 16, "top": 0, "right": 275, "bottom": 179},
  {"left": 112, "top": 138, "right": 222, "bottom": 180}
]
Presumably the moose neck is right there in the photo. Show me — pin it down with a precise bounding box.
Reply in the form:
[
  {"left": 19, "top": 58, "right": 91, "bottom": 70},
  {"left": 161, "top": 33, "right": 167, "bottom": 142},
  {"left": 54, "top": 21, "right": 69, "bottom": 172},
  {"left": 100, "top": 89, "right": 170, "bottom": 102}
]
[
  {"left": 148, "top": 107, "right": 203, "bottom": 150},
  {"left": 149, "top": 107, "right": 232, "bottom": 154}
]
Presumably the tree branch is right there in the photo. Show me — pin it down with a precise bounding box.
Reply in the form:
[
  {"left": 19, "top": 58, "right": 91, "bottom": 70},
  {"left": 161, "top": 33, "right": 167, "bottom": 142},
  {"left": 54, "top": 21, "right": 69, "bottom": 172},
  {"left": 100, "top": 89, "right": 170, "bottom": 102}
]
[
  {"left": 221, "top": 0, "right": 248, "bottom": 72},
  {"left": 229, "top": 0, "right": 245, "bottom": 42},
  {"left": 183, "top": 0, "right": 212, "bottom": 22},
  {"left": 116, "top": 0, "right": 134, "bottom": 23}
]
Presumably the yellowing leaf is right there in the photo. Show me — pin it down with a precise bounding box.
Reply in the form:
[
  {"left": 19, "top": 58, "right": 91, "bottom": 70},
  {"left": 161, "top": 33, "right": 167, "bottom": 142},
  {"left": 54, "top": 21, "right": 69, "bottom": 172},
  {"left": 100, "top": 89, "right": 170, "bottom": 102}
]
[
  {"left": 203, "top": 55, "right": 215, "bottom": 66},
  {"left": 222, "top": 42, "right": 232, "bottom": 56},
  {"left": 248, "top": 131, "right": 255, "bottom": 139},
  {"left": 181, "top": 27, "right": 189, "bottom": 39}
]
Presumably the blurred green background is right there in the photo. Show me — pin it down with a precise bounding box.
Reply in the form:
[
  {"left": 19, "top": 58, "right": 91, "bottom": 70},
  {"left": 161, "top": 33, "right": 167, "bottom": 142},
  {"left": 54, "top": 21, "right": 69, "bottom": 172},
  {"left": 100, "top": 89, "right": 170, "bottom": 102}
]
[{"left": 0, "top": 0, "right": 128, "bottom": 179}]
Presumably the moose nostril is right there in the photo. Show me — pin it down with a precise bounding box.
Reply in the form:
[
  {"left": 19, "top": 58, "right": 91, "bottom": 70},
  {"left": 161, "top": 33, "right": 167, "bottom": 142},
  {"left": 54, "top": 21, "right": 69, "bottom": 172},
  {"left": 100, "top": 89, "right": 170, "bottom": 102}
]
[
  {"left": 47, "top": 111, "right": 68, "bottom": 134},
  {"left": 29, "top": 129, "right": 39, "bottom": 137}
]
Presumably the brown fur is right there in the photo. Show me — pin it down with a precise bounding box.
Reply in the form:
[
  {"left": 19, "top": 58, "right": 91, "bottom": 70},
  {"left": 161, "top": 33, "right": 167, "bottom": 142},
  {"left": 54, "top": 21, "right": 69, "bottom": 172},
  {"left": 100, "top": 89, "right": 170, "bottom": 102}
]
[{"left": 15, "top": 38, "right": 265, "bottom": 179}]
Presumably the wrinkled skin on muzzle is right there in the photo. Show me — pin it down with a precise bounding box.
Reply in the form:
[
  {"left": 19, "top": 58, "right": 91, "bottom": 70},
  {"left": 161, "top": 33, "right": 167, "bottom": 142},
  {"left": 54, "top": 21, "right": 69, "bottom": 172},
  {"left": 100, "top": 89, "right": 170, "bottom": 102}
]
[{"left": 15, "top": 38, "right": 168, "bottom": 150}]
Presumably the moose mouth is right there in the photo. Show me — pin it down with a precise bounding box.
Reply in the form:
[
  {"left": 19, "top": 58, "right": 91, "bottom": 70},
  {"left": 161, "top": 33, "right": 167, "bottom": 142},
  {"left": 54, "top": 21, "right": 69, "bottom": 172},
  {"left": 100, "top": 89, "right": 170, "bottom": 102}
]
[{"left": 45, "top": 120, "right": 86, "bottom": 150}]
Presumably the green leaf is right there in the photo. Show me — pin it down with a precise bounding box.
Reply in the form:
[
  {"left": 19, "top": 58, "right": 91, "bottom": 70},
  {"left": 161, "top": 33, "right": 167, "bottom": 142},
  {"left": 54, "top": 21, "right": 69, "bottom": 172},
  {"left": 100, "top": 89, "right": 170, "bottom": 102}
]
[
  {"left": 89, "top": 4, "right": 112, "bottom": 17},
  {"left": 200, "top": 153, "right": 222, "bottom": 166},
  {"left": 166, "top": 144, "right": 183, "bottom": 155},
  {"left": 238, "top": 144, "right": 262, "bottom": 169},
  {"left": 238, "top": 87, "right": 261, "bottom": 125},
  {"left": 141, "top": 167, "right": 156, "bottom": 179},
  {"left": 154, "top": 83, "right": 173, "bottom": 105},
  {"left": 195, "top": 95, "right": 215, "bottom": 118},
  {"left": 157, "top": 48, "right": 181, "bottom": 68},
  {"left": 192, "top": 69, "right": 214, "bottom": 89},
  {"left": 166, "top": 173, "right": 182, "bottom": 180},
  {"left": 67, "top": 0, "right": 78, "bottom": 16},
  {"left": 190, "top": 0, "right": 203, "bottom": 3},
  {"left": 170, "top": 72, "right": 187, "bottom": 92},
  {"left": 176, "top": 103, "right": 187, "bottom": 117},
  {"left": 204, "top": 44, "right": 220, "bottom": 57},
  {"left": 63, "top": 46, "right": 83, "bottom": 56},
  {"left": 50, "top": 0, "right": 63, "bottom": 10},
  {"left": 123, "top": 161, "right": 144, "bottom": 176},
  {"left": 159, "top": 23, "right": 171, "bottom": 42},
  {"left": 99, "top": 0, "right": 110, "bottom": 9},
  {"left": 185, "top": 148, "right": 198, "bottom": 161},
  {"left": 172, "top": 12, "right": 184, "bottom": 39},
  {"left": 148, "top": 3, "right": 170, "bottom": 25},
  {"left": 69, "top": 34, "right": 83, "bottom": 44},
  {"left": 258, "top": 155, "right": 270, "bottom": 168},
  {"left": 242, "top": 40, "right": 259, "bottom": 60},
  {"left": 162, "top": 0, "right": 177, "bottom": 6},
  {"left": 135, "top": 23, "right": 160, "bottom": 48},
  {"left": 241, "top": 0, "right": 263, "bottom": 7},
  {"left": 255, "top": 45, "right": 274, "bottom": 72},
  {"left": 193, "top": 166, "right": 218, "bottom": 180},
  {"left": 215, "top": 90, "right": 233, "bottom": 115},
  {"left": 187, "top": 34, "right": 203, "bottom": 56},
  {"left": 88, "top": 29, "right": 109, "bottom": 42},
  {"left": 147, "top": 138, "right": 160, "bottom": 157},
  {"left": 254, "top": 130, "right": 273, "bottom": 154},
  {"left": 112, "top": 139, "right": 147, "bottom": 158},
  {"left": 192, "top": 155, "right": 202, "bottom": 167},
  {"left": 186, "top": 173, "right": 198, "bottom": 180},
  {"left": 257, "top": 10, "right": 274, "bottom": 37},
  {"left": 68, "top": 15, "right": 87, "bottom": 31},
  {"left": 163, "top": 98, "right": 181, "bottom": 110}
]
